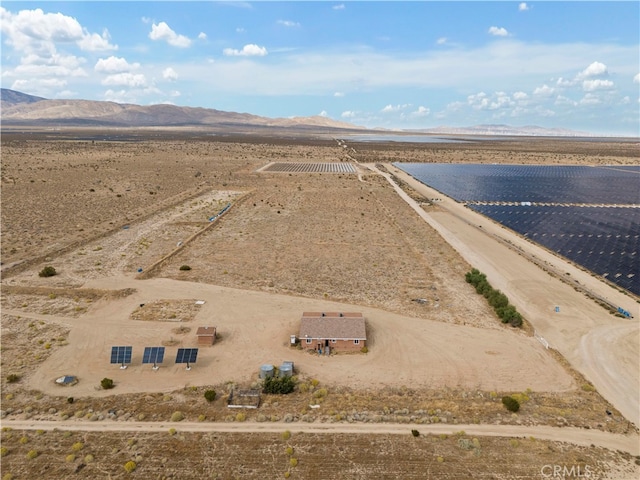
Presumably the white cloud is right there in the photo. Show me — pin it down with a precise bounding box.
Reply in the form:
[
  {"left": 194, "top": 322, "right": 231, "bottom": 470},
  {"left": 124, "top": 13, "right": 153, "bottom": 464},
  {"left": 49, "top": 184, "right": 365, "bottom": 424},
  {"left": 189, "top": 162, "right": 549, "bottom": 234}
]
[
  {"left": 578, "top": 61, "right": 608, "bottom": 79},
  {"left": 162, "top": 67, "right": 178, "bottom": 81},
  {"left": 412, "top": 106, "right": 430, "bottom": 117},
  {"left": 555, "top": 95, "right": 577, "bottom": 107},
  {"left": 78, "top": 29, "right": 116, "bottom": 52},
  {"left": 94, "top": 56, "right": 139, "bottom": 73},
  {"left": 149, "top": 22, "right": 191, "bottom": 48},
  {"left": 488, "top": 26, "right": 509, "bottom": 37},
  {"left": 236, "top": 27, "right": 245, "bottom": 33},
  {"left": 579, "top": 93, "right": 601, "bottom": 106},
  {"left": 102, "top": 72, "right": 147, "bottom": 87},
  {"left": 277, "top": 20, "right": 300, "bottom": 28},
  {"left": 334, "top": 92, "right": 344, "bottom": 97},
  {"left": 436, "top": 37, "right": 447, "bottom": 45},
  {"left": 198, "top": 32, "right": 207, "bottom": 40},
  {"left": 513, "top": 91, "right": 528, "bottom": 100},
  {"left": 341, "top": 110, "right": 356, "bottom": 118},
  {"left": 319, "top": 110, "right": 328, "bottom": 117},
  {"left": 533, "top": 84, "right": 555, "bottom": 96},
  {"left": 333, "top": 4, "right": 345, "bottom": 10},
  {"left": 381, "top": 104, "right": 410, "bottom": 113},
  {"left": 141, "top": 16, "right": 152, "bottom": 24},
  {"left": 0, "top": 7, "right": 117, "bottom": 58},
  {"left": 223, "top": 44, "right": 268, "bottom": 57},
  {"left": 582, "top": 79, "right": 614, "bottom": 91},
  {"left": 518, "top": 3, "right": 529, "bottom": 12},
  {"left": 634, "top": 73, "right": 640, "bottom": 84}
]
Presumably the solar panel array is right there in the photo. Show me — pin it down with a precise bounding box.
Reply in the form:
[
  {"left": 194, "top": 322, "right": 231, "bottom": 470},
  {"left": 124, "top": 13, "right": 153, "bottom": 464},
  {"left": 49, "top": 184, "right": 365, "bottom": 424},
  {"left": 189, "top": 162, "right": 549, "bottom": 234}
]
[
  {"left": 175, "top": 348, "right": 199, "bottom": 364},
  {"left": 142, "top": 346, "right": 165, "bottom": 365},
  {"left": 396, "top": 164, "right": 640, "bottom": 204},
  {"left": 470, "top": 205, "right": 639, "bottom": 295},
  {"left": 262, "top": 163, "right": 356, "bottom": 174},
  {"left": 394, "top": 163, "right": 640, "bottom": 295},
  {"left": 110, "top": 347, "right": 199, "bottom": 368},
  {"left": 110, "top": 346, "right": 132, "bottom": 365}
]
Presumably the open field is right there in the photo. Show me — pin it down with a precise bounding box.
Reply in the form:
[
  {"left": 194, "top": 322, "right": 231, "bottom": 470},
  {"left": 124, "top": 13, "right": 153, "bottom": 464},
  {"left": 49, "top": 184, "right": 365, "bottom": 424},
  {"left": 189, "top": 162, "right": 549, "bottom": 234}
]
[{"left": 2, "top": 130, "right": 639, "bottom": 478}]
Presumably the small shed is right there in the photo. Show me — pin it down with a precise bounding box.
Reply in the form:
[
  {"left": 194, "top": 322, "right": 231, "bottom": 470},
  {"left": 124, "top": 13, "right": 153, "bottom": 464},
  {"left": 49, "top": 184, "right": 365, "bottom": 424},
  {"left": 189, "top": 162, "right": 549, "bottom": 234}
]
[{"left": 196, "top": 326, "right": 217, "bottom": 346}]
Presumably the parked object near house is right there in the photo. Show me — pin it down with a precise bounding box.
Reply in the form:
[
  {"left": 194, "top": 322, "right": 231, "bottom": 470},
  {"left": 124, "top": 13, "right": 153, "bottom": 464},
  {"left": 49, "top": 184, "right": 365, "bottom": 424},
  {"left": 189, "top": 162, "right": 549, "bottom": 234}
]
[
  {"left": 196, "top": 326, "right": 216, "bottom": 346},
  {"left": 299, "top": 312, "right": 367, "bottom": 353}
]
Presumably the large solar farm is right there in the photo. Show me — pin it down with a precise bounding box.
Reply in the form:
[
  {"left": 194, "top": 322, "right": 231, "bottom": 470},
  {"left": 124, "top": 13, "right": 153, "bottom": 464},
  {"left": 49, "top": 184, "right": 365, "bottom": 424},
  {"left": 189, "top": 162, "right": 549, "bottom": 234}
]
[{"left": 396, "top": 164, "right": 640, "bottom": 295}]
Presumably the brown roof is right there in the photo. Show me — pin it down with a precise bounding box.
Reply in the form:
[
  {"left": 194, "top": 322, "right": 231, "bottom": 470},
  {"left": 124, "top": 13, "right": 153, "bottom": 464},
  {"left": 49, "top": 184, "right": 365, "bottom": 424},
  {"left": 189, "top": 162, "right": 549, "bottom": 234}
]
[
  {"left": 299, "top": 312, "right": 366, "bottom": 340},
  {"left": 196, "top": 326, "right": 216, "bottom": 337}
]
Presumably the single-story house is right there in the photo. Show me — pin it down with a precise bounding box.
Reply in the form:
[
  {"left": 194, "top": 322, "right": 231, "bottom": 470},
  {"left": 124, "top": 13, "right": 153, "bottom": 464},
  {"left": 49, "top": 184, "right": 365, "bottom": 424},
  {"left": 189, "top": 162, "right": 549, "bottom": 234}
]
[{"left": 299, "top": 312, "right": 366, "bottom": 353}]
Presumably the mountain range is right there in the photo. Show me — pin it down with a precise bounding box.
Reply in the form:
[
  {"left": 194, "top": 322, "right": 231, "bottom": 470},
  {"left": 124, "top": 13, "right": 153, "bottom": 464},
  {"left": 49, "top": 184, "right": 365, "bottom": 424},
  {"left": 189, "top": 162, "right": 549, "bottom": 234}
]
[{"left": 1, "top": 88, "right": 593, "bottom": 136}]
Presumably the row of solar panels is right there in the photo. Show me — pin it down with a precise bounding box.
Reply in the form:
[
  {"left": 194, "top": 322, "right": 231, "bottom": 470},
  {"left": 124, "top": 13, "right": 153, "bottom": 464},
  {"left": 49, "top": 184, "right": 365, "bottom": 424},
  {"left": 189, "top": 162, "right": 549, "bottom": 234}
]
[{"left": 110, "top": 346, "right": 198, "bottom": 366}]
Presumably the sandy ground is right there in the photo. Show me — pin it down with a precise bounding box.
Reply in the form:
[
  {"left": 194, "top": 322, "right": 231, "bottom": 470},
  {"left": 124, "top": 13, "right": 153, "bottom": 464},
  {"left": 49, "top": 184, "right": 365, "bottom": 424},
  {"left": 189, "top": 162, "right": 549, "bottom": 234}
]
[
  {"left": 7, "top": 274, "right": 572, "bottom": 398},
  {"left": 383, "top": 163, "right": 640, "bottom": 426}
]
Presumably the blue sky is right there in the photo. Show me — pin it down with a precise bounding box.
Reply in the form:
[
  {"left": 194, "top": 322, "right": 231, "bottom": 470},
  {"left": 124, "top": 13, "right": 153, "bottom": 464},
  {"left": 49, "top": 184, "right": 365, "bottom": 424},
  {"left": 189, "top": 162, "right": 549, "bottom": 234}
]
[{"left": 1, "top": 1, "right": 638, "bottom": 135}]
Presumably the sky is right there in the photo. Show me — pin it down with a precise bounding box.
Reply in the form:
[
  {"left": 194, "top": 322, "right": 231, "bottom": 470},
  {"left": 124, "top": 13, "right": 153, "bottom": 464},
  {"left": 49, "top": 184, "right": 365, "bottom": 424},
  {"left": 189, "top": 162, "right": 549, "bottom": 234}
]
[{"left": 1, "top": 1, "right": 639, "bottom": 136}]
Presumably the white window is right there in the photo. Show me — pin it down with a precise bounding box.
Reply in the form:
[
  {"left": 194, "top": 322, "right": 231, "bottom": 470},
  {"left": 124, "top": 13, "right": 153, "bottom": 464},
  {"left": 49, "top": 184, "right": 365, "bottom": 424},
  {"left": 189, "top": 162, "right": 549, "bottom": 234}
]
[
  {"left": 305, "top": 338, "right": 312, "bottom": 344},
  {"left": 331, "top": 339, "right": 337, "bottom": 343},
  {"left": 354, "top": 339, "right": 360, "bottom": 345}
]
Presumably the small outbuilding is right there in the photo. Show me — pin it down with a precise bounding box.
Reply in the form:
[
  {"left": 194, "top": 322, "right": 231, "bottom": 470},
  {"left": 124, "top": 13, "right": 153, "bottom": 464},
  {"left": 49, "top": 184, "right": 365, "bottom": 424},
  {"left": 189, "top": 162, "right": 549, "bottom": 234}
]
[
  {"left": 196, "top": 326, "right": 217, "bottom": 346},
  {"left": 299, "top": 312, "right": 366, "bottom": 353}
]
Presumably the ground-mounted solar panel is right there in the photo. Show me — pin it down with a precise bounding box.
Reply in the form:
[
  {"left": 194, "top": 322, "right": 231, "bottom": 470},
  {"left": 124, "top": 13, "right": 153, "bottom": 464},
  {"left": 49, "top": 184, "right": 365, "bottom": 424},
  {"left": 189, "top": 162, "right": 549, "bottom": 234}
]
[
  {"left": 110, "top": 346, "right": 132, "bottom": 369},
  {"left": 142, "top": 346, "right": 165, "bottom": 369},
  {"left": 175, "top": 348, "right": 198, "bottom": 370}
]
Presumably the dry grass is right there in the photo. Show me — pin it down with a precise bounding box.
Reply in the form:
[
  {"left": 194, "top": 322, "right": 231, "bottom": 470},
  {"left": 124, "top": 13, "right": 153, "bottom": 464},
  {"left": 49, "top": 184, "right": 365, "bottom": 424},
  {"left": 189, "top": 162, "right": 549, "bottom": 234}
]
[{"left": 2, "top": 130, "right": 638, "bottom": 478}]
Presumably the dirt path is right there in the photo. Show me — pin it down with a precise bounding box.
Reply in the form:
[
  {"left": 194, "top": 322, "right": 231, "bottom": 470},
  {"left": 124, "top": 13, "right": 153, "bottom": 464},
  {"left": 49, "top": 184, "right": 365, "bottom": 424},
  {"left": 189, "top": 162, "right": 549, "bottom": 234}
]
[
  {"left": 378, "top": 164, "right": 640, "bottom": 427},
  {"left": 3, "top": 418, "right": 638, "bottom": 455}
]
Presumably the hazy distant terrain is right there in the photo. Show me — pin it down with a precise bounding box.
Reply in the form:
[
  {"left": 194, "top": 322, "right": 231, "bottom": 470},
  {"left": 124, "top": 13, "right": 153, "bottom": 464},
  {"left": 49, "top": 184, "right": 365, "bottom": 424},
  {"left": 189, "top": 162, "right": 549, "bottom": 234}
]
[{"left": 1, "top": 88, "right": 608, "bottom": 137}]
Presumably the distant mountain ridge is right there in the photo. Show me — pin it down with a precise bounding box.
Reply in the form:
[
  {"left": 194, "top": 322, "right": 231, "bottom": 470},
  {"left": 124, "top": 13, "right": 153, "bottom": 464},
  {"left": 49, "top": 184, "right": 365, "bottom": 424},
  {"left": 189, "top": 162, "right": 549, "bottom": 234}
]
[
  {"left": 1, "top": 88, "right": 595, "bottom": 136},
  {"left": 0, "top": 88, "right": 360, "bottom": 130}
]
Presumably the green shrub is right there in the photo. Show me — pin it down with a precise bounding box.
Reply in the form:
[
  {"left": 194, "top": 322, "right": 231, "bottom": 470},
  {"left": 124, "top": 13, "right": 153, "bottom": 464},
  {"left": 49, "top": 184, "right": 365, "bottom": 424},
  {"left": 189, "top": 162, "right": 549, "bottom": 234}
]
[
  {"left": 124, "top": 460, "right": 137, "bottom": 473},
  {"left": 179, "top": 265, "right": 191, "bottom": 271},
  {"left": 289, "top": 458, "right": 298, "bottom": 467},
  {"left": 170, "top": 411, "right": 185, "bottom": 422},
  {"left": 204, "top": 389, "right": 217, "bottom": 402},
  {"left": 281, "top": 430, "right": 291, "bottom": 441},
  {"left": 39, "top": 266, "right": 57, "bottom": 278},
  {"left": 263, "top": 375, "right": 296, "bottom": 395},
  {"left": 360, "top": 346, "right": 368, "bottom": 353},
  {"left": 466, "top": 269, "right": 523, "bottom": 328},
  {"left": 26, "top": 450, "right": 38, "bottom": 459},
  {"left": 84, "top": 454, "right": 94, "bottom": 463},
  {"left": 100, "top": 378, "right": 114, "bottom": 390},
  {"left": 0, "top": 447, "right": 8, "bottom": 457},
  {"left": 502, "top": 396, "right": 520, "bottom": 413},
  {"left": 411, "top": 429, "right": 420, "bottom": 437},
  {"left": 65, "top": 454, "right": 75, "bottom": 463},
  {"left": 71, "top": 442, "right": 84, "bottom": 452},
  {"left": 6, "top": 374, "right": 20, "bottom": 383}
]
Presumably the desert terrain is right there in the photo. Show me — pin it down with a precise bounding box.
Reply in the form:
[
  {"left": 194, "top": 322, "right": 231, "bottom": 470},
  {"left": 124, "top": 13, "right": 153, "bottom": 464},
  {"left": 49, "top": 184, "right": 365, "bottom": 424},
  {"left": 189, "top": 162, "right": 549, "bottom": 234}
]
[{"left": 1, "top": 129, "right": 639, "bottom": 478}]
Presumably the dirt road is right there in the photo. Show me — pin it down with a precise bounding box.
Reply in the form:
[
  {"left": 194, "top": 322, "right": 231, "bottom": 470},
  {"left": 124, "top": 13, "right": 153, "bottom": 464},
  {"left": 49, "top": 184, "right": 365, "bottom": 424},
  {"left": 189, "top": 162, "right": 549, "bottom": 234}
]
[
  {"left": 4, "top": 418, "right": 638, "bottom": 455},
  {"left": 378, "top": 164, "right": 640, "bottom": 427}
]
